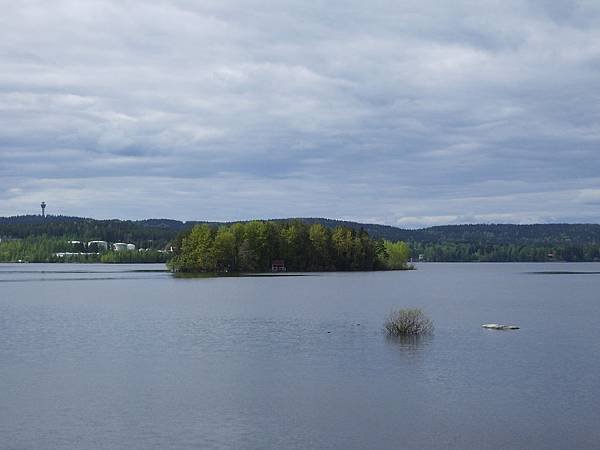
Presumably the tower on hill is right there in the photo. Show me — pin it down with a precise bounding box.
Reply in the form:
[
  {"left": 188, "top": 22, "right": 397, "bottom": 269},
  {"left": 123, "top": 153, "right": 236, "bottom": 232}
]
[{"left": 41, "top": 201, "right": 46, "bottom": 218}]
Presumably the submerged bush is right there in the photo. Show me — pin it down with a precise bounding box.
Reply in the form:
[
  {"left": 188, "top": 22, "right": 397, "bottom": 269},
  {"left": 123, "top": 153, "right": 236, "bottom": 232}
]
[{"left": 384, "top": 308, "right": 433, "bottom": 336}]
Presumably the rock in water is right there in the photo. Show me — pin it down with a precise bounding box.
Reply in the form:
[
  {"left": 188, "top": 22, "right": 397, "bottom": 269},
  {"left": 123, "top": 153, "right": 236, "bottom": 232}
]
[{"left": 482, "top": 323, "right": 520, "bottom": 330}]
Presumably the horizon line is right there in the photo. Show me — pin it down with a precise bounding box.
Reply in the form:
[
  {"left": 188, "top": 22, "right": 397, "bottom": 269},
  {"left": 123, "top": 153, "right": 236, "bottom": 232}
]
[{"left": 1, "top": 213, "right": 599, "bottom": 231}]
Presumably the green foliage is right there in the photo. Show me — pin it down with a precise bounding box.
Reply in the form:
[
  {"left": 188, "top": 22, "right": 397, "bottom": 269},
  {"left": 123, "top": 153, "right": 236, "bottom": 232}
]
[
  {"left": 0, "top": 236, "right": 169, "bottom": 263},
  {"left": 100, "top": 250, "right": 169, "bottom": 263},
  {"left": 384, "top": 309, "right": 434, "bottom": 336},
  {"left": 383, "top": 241, "right": 412, "bottom": 269},
  {"left": 0, "top": 236, "right": 70, "bottom": 262},
  {"left": 213, "top": 227, "right": 237, "bottom": 271},
  {"left": 168, "top": 221, "right": 395, "bottom": 273},
  {"left": 0, "top": 215, "right": 176, "bottom": 249},
  {"left": 409, "top": 241, "right": 600, "bottom": 262},
  {"left": 308, "top": 224, "right": 333, "bottom": 270},
  {"left": 3, "top": 215, "right": 600, "bottom": 263}
]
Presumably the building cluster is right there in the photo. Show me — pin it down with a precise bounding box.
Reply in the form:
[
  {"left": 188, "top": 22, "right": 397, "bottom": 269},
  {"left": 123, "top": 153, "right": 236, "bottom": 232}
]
[
  {"left": 54, "top": 240, "right": 139, "bottom": 258},
  {"left": 71, "top": 240, "right": 136, "bottom": 251}
]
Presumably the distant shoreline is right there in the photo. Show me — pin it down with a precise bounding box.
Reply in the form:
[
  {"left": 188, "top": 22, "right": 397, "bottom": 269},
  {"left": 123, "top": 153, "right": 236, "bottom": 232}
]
[{"left": 2, "top": 215, "right": 599, "bottom": 263}]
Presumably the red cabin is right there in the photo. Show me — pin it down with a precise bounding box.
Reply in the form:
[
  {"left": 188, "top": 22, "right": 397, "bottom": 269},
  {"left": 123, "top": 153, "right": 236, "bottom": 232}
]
[{"left": 271, "top": 259, "right": 286, "bottom": 272}]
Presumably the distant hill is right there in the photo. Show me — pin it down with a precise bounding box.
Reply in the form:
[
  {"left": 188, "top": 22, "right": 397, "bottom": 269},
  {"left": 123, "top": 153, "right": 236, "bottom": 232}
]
[
  {"left": 0, "top": 215, "right": 182, "bottom": 248},
  {"left": 405, "top": 223, "right": 600, "bottom": 245},
  {"left": 274, "top": 220, "right": 600, "bottom": 245},
  {"left": 1, "top": 215, "right": 599, "bottom": 246}
]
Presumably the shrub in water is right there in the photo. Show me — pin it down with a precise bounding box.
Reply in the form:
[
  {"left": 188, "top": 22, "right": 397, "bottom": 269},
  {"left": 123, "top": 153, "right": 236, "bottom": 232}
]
[{"left": 384, "top": 308, "right": 433, "bottom": 336}]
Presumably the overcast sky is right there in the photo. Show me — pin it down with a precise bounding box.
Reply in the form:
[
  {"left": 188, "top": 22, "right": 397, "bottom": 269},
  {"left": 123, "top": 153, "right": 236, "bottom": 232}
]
[{"left": 1, "top": 0, "right": 599, "bottom": 227}]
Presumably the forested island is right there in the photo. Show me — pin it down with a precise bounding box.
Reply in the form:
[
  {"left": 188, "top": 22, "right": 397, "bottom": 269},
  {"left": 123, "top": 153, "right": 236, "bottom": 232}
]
[
  {"left": 1, "top": 215, "right": 600, "bottom": 263},
  {"left": 168, "top": 221, "right": 411, "bottom": 272}
]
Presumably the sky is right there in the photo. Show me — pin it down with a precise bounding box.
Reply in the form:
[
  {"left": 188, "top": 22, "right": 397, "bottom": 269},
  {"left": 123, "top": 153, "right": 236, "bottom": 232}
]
[{"left": 1, "top": 0, "right": 599, "bottom": 228}]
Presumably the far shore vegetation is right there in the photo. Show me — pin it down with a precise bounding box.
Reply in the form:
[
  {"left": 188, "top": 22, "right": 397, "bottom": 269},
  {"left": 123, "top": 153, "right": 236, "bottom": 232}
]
[
  {"left": 168, "top": 221, "right": 412, "bottom": 273},
  {"left": 2, "top": 215, "right": 600, "bottom": 263},
  {"left": 0, "top": 236, "right": 170, "bottom": 264}
]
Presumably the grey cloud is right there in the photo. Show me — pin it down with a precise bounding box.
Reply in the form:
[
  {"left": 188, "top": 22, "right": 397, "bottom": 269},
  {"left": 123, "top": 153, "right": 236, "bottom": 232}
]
[{"left": 1, "top": 0, "right": 599, "bottom": 226}]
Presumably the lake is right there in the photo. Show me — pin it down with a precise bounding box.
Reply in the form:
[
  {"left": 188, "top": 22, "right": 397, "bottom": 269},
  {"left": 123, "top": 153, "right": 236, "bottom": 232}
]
[{"left": 1, "top": 263, "right": 599, "bottom": 449}]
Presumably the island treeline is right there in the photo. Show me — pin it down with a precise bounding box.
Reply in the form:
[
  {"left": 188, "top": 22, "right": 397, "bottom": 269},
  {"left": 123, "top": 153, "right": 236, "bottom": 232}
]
[{"left": 168, "top": 221, "right": 411, "bottom": 272}]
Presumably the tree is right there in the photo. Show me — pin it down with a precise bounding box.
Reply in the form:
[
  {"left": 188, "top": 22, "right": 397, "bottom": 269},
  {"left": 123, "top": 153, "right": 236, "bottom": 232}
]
[
  {"left": 308, "top": 223, "right": 332, "bottom": 270},
  {"left": 213, "top": 227, "right": 236, "bottom": 271},
  {"left": 168, "top": 221, "right": 394, "bottom": 272},
  {"left": 169, "top": 224, "right": 216, "bottom": 271},
  {"left": 383, "top": 241, "right": 411, "bottom": 269}
]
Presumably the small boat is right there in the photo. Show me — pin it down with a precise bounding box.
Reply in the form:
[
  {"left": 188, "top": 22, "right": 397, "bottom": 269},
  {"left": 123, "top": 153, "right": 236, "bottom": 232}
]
[{"left": 482, "top": 323, "right": 519, "bottom": 330}]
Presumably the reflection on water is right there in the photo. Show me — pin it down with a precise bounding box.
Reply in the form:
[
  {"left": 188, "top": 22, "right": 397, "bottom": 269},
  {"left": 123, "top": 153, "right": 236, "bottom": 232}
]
[
  {"left": 385, "top": 333, "right": 433, "bottom": 348},
  {"left": 173, "top": 271, "right": 312, "bottom": 279},
  {"left": 0, "top": 263, "right": 170, "bottom": 283},
  {"left": 0, "top": 275, "right": 166, "bottom": 283},
  {"left": 0, "top": 264, "right": 314, "bottom": 283},
  {"left": 385, "top": 334, "right": 433, "bottom": 355},
  {"left": 0, "top": 269, "right": 168, "bottom": 274},
  {"left": 526, "top": 270, "right": 600, "bottom": 274},
  {"left": 1, "top": 262, "right": 600, "bottom": 449}
]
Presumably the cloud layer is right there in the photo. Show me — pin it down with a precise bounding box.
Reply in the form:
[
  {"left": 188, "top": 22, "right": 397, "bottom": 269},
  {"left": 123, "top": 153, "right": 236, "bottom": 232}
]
[{"left": 1, "top": 0, "right": 599, "bottom": 227}]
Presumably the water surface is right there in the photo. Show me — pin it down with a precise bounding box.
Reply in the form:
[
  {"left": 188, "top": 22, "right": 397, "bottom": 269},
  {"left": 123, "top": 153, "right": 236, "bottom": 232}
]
[{"left": 1, "top": 263, "right": 599, "bottom": 449}]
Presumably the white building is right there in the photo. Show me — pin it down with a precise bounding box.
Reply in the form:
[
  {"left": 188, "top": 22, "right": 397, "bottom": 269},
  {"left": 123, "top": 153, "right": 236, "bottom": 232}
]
[
  {"left": 113, "top": 242, "right": 136, "bottom": 251},
  {"left": 88, "top": 240, "right": 108, "bottom": 251},
  {"left": 113, "top": 243, "right": 128, "bottom": 251}
]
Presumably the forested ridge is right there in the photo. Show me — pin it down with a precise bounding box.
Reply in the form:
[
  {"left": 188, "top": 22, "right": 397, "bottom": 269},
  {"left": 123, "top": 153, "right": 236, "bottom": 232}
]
[
  {"left": 0, "top": 215, "right": 178, "bottom": 248},
  {"left": 1, "top": 215, "right": 600, "bottom": 262}
]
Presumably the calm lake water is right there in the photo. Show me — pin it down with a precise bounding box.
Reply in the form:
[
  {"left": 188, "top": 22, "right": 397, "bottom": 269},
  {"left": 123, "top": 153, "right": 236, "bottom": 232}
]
[{"left": 1, "top": 263, "right": 599, "bottom": 449}]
